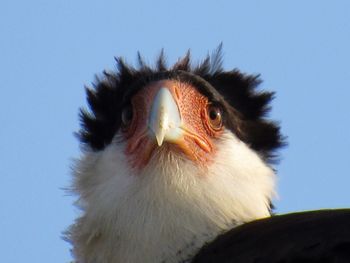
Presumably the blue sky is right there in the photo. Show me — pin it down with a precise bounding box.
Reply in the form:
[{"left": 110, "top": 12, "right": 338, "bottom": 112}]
[{"left": 1, "top": 1, "right": 349, "bottom": 262}]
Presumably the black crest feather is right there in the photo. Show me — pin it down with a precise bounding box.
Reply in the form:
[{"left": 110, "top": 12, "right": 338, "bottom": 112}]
[{"left": 79, "top": 47, "right": 285, "bottom": 163}]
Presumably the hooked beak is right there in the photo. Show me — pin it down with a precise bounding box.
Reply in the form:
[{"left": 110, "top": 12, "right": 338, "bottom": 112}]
[
  {"left": 125, "top": 81, "right": 213, "bottom": 168},
  {"left": 148, "top": 87, "right": 183, "bottom": 146}
]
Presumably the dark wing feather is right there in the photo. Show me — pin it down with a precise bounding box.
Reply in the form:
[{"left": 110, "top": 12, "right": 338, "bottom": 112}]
[{"left": 192, "top": 209, "right": 350, "bottom": 263}]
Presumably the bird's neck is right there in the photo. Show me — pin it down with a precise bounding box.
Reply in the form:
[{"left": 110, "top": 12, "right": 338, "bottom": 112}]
[{"left": 67, "top": 132, "right": 275, "bottom": 262}]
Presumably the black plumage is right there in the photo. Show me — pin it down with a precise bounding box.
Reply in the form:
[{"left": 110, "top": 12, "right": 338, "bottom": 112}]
[
  {"left": 80, "top": 46, "right": 284, "bottom": 163},
  {"left": 192, "top": 210, "right": 350, "bottom": 263}
]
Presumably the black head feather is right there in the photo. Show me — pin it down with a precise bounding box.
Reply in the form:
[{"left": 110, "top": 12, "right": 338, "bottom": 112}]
[{"left": 79, "top": 46, "right": 285, "bottom": 163}]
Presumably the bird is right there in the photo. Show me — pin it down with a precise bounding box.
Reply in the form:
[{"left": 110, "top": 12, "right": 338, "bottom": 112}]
[{"left": 65, "top": 46, "right": 350, "bottom": 263}]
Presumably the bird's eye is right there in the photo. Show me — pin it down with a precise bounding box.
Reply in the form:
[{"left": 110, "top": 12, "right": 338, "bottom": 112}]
[
  {"left": 207, "top": 104, "right": 223, "bottom": 131},
  {"left": 121, "top": 104, "right": 133, "bottom": 129}
]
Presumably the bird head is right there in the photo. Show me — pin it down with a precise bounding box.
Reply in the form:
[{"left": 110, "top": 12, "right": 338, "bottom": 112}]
[
  {"left": 68, "top": 47, "right": 284, "bottom": 262},
  {"left": 120, "top": 79, "right": 218, "bottom": 168}
]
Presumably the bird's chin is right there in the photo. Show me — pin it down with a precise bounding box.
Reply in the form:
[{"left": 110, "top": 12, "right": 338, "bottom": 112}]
[
  {"left": 128, "top": 139, "right": 212, "bottom": 171},
  {"left": 128, "top": 140, "right": 188, "bottom": 170},
  {"left": 153, "top": 143, "right": 193, "bottom": 162}
]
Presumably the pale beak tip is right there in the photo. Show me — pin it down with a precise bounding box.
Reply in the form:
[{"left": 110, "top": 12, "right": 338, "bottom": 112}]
[{"left": 155, "top": 134, "right": 164, "bottom": 146}]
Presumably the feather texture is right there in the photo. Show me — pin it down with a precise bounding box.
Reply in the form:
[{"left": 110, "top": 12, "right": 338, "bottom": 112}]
[
  {"left": 66, "top": 131, "right": 276, "bottom": 263},
  {"left": 192, "top": 209, "right": 350, "bottom": 263},
  {"left": 79, "top": 48, "right": 285, "bottom": 163}
]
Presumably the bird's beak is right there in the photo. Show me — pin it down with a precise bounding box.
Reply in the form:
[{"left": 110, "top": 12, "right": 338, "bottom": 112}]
[
  {"left": 126, "top": 82, "right": 213, "bottom": 168},
  {"left": 148, "top": 87, "right": 183, "bottom": 146}
]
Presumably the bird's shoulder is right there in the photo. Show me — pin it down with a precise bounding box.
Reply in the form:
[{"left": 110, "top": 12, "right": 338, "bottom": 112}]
[{"left": 192, "top": 209, "right": 350, "bottom": 263}]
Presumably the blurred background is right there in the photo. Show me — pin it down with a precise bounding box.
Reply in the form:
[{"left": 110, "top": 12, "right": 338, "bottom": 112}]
[{"left": 1, "top": 1, "right": 349, "bottom": 262}]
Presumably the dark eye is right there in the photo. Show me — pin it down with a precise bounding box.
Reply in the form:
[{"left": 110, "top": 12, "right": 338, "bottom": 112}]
[
  {"left": 207, "top": 104, "right": 223, "bottom": 131},
  {"left": 121, "top": 104, "right": 133, "bottom": 129}
]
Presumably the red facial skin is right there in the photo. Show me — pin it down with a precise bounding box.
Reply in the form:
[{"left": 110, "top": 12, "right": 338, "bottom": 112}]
[{"left": 123, "top": 80, "right": 223, "bottom": 170}]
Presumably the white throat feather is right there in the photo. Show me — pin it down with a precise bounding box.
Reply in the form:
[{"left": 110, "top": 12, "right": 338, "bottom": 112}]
[{"left": 66, "top": 130, "right": 276, "bottom": 263}]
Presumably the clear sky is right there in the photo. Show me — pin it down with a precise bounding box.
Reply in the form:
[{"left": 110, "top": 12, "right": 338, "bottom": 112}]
[{"left": 1, "top": 1, "right": 349, "bottom": 262}]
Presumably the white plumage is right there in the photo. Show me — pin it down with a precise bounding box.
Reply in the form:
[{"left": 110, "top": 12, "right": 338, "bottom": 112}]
[{"left": 68, "top": 131, "right": 275, "bottom": 262}]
